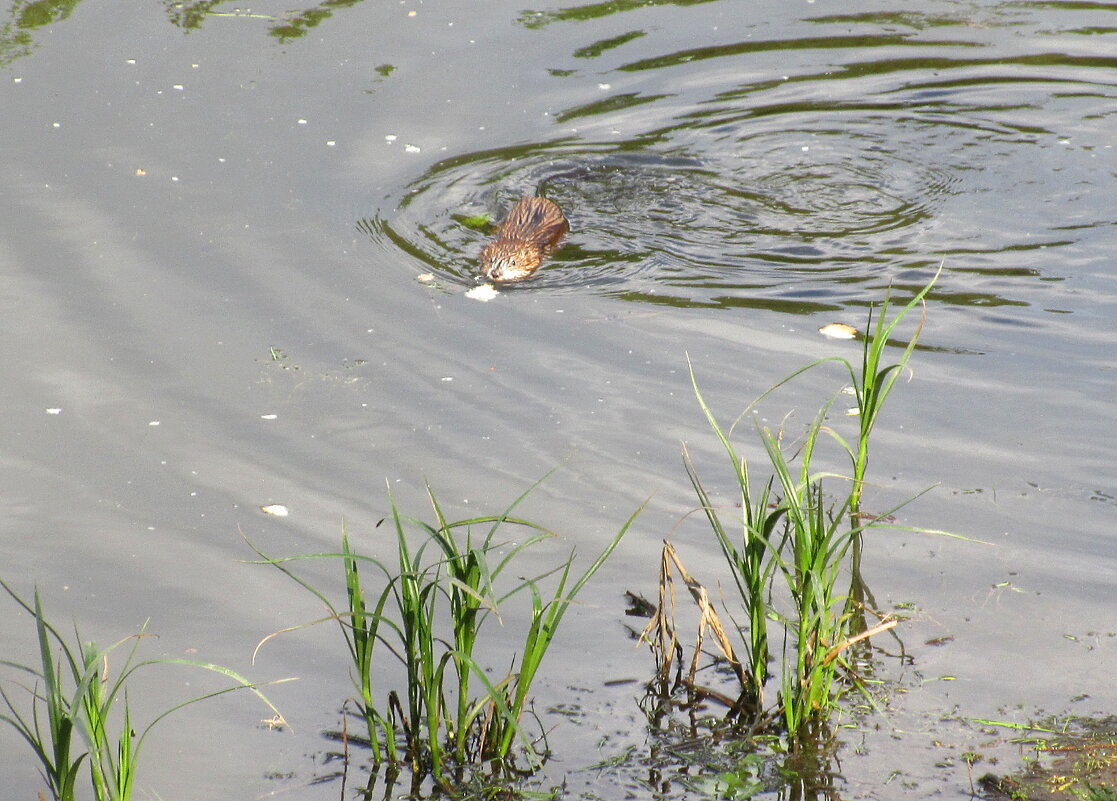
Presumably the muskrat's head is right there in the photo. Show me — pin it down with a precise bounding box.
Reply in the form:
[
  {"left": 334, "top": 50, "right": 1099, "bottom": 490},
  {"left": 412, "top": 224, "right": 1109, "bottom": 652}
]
[{"left": 480, "top": 240, "right": 543, "bottom": 282}]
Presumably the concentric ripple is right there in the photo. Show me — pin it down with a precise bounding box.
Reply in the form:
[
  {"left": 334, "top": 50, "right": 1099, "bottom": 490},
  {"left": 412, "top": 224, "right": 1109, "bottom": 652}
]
[{"left": 366, "top": 111, "right": 965, "bottom": 310}]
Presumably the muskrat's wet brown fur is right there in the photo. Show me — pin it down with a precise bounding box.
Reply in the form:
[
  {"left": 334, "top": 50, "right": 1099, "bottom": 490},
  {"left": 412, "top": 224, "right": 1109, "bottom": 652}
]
[{"left": 480, "top": 197, "right": 569, "bottom": 282}]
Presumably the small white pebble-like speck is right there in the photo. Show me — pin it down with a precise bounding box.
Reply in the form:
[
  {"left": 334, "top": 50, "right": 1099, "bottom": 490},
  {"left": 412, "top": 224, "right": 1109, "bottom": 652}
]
[
  {"left": 405, "top": 144, "right": 420, "bottom": 153},
  {"left": 261, "top": 413, "right": 278, "bottom": 420},
  {"left": 46, "top": 408, "right": 62, "bottom": 415}
]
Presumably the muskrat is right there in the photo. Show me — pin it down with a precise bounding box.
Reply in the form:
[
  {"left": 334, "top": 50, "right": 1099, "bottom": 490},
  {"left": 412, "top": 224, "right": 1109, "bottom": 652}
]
[{"left": 480, "top": 196, "right": 569, "bottom": 282}]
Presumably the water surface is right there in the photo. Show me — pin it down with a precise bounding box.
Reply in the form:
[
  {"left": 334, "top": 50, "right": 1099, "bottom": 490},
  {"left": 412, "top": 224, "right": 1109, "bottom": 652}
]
[{"left": 1, "top": 0, "right": 1115, "bottom": 798}]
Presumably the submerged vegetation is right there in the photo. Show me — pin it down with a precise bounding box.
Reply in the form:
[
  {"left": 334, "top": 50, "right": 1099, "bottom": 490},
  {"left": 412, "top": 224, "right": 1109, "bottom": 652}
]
[{"left": 977, "top": 715, "right": 1117, "bottom": 801}]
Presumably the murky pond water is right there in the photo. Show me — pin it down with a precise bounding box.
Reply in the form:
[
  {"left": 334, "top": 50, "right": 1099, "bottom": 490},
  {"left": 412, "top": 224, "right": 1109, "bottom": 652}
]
[{"left": 2, "top": 0, "right": 1115, "bottom": 798}]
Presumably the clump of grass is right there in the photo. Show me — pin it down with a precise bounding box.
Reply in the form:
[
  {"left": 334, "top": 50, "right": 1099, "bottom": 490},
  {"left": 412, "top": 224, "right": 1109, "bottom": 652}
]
[
  {"left": 247, "top": 473, "right": 644, "bottom": 785},
  {"left": 645, "top": 271, "right": 942, "bottom": 741},
  {"left": 0, "top": 578, "right": 288, "bottom": 801}
]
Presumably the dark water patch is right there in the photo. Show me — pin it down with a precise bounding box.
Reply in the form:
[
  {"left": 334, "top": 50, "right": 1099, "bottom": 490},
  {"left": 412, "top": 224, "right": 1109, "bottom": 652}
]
[
  {"left": 518, "top": 0, "right": 723, "bottom": 30},
  {"left": 572, "top": 29, "right": 648, "bottom": 59},
  {"left": 615, "top": 33, "right": 986, "bottom": 73},
  {"left": 554, "top": 91, "right": 673, "bottom": 123}
]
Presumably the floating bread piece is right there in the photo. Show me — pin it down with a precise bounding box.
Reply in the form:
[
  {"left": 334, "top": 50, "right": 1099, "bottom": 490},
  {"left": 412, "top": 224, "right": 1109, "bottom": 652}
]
[
  {"left": 818, "top": 323, "right": 858, "bottom": 340},
  {"left": 465, "top": 283, "right": 500, "bottom": 302}
]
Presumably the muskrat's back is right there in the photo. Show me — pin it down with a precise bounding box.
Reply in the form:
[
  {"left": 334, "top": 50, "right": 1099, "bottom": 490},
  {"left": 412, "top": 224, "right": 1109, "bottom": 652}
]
[{"left": 480, "top": 197, "right": 569, "bottom": 282}]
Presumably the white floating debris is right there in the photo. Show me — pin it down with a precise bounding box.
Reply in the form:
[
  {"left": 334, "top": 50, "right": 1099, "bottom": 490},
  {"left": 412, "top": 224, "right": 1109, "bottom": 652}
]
[
  {"left": 465, "top": 283, "right": 499, "bottom": 302},
  {"left": 416, "top": 273, "right": 435, "bottom": 283},
  {"left": 441, "top": 376, "right": 453, "bottom": 382},
  {"left": 46, "top": 408, "right": 62, "bottom": 415},
  {"left": 845, "top": 407, "right": 861, "bottom": 417},
  {"left": 385, "top": 134, "right": 397, "bottom": 142},
  {"left": 404, "top": 144, "right": 421, "bottom": 153},
  {"left": 260, "top": 504, "right": 289, "bottom": 517},
  {"left": 818, "top": 323, "right": 858, "bottom": 340},
  {"left": 260, "top": 413, "right": 278, "bottom": 420},
  {"left": 148, "top": 420, "right": 160, "bottom": 426}
]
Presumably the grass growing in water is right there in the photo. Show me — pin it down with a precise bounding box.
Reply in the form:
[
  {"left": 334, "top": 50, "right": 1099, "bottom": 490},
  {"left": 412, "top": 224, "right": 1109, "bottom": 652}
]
[
  {"left": 0, "top": 578, "right": 287, "bottom": 801},
  {"left": 247, "top": 474, "right": 644, "bottom": 785},
  {"left": 648, "top": 272, "right": 941, "bottom": 742}
]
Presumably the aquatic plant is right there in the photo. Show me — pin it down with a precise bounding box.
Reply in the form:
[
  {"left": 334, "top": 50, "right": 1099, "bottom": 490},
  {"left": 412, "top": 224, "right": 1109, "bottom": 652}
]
[
  {"left": 644, "top": 270, "right": 940, "bottom": 741},
  {"left": 247, "top": 475, "right": 643, "bottom": 784},
  {"left": 0, "top": 579, "right": 287, "bottom": 801}
]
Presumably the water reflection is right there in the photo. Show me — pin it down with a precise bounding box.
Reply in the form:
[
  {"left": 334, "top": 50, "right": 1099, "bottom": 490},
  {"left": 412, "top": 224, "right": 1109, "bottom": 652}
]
[
  {"left": 0, "top": 0, "right": 78, "bottom": 64},
  {"left": 162, "top": 0, "right": 363, "bottom": 40}
]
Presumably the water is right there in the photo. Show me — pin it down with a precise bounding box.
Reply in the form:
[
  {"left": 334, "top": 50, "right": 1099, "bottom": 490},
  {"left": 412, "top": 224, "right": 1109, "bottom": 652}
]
[{"left": 1, "top": 1, "right": 1115, "bottom": 798}]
